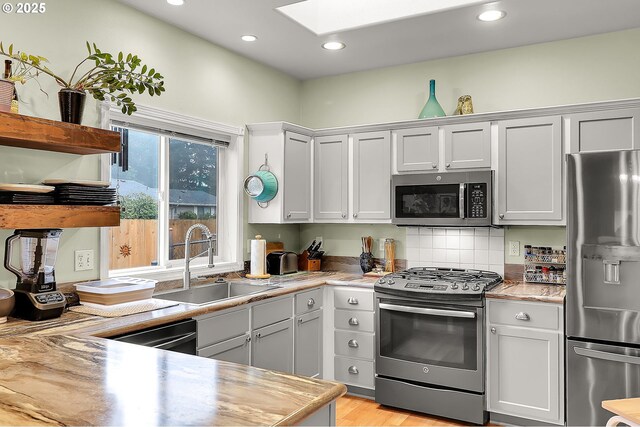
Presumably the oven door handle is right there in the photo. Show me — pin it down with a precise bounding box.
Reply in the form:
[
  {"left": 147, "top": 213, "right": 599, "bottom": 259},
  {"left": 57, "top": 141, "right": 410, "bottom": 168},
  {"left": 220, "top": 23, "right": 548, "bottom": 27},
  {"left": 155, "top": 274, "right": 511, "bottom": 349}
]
[
  {"left": 459, "top": 183, "right": 466, "bottom": 219},
  {"left": 574, "top": 346, "right": 640, "bottom": 365},
  {"left": 378, "top": 303, "right": 476, "bottom": 319}
]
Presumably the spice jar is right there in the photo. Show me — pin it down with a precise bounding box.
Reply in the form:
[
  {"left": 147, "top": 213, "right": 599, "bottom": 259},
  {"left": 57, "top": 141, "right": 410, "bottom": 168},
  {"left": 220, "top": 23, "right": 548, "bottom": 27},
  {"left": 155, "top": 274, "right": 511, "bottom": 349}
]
[{"left": 542, "top": 266, "right": 550, "bottom": 282}]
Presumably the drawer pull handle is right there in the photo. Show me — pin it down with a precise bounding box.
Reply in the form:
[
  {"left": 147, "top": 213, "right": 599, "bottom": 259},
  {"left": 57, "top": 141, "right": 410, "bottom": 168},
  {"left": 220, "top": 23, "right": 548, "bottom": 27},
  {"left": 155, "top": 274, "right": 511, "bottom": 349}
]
[
  {"left": 348, "top": 317, "right": 359, "bottom": 326},
  {"left": 348, "top": 366, "right": 359, "bottom": 375},
  {"left": 307, "top": 298, "right": 315, "bottom": 308},
  {"left": 347, "top": 297, "right": 359, "bottom": 305},
  {"left": 348, "top": 339, "right": 359, "bottom": 348},
  {"left": 515, "top": 312, "right": 530, "bottom": 321}
]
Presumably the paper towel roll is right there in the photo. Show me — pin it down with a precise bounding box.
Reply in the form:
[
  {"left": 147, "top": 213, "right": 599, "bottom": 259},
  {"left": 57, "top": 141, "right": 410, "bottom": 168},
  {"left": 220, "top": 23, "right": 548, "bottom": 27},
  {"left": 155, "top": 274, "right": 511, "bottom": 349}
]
[{"left": 250, "top": 235, "right": 266, "bottom": 276}]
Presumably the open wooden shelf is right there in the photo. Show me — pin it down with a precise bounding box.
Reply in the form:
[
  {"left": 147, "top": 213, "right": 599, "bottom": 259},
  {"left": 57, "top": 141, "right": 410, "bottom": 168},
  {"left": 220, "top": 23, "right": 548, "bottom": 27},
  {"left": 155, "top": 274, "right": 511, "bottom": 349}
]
[
  {"left": 0, "top": 112, "right": 120, "bottom": 155},
  {"left": 0, "top": 205, "right": 120, "bottom": 229}
]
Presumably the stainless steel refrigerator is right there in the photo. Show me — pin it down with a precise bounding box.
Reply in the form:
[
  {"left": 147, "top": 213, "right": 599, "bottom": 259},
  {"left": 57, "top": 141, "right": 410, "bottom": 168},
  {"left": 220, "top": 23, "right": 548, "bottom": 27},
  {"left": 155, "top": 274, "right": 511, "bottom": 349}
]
[{"left": 567, "top": 150, "right": 640, "bottom": 426}]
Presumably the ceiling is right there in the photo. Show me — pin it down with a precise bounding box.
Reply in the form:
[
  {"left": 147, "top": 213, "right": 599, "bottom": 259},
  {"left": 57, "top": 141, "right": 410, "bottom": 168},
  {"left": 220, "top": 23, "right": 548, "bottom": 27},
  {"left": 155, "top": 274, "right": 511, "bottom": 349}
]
[{"left": 118, "top": 0, "right": 640, "bottom": 80}]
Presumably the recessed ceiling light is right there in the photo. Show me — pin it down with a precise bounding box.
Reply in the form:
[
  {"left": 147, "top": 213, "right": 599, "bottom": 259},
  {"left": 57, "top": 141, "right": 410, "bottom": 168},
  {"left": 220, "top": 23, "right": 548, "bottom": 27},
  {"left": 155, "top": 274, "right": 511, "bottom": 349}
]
[
  {"left": 167, "top": 0, "right": 184, "bottom": 5},
  {"left": 241, "top": 35, "right": 258, "bottom": 42},
  {"left": 477, "top": 10, "right": 506, "bottom": 21},
  {"left": 322, "top": 41, "right": 346, "bottom": 51}
]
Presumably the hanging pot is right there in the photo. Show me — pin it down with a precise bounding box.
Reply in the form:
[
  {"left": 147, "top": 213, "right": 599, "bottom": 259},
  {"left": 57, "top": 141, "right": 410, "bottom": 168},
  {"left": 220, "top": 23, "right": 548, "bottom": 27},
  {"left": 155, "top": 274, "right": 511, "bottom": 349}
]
[
  {"left": 58, "top": 88, "right": 86, "bottom": 124},
  {"left": 244, "top": 168, "right": 278, "bottom": 207},
  {"left": 0, "top": 79, "right": 15, "bottom": 113}
]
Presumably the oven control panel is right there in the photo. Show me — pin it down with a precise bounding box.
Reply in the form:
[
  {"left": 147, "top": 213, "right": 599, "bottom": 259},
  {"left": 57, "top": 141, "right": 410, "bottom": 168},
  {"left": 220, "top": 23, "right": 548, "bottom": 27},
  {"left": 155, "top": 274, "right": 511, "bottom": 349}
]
[
  {"left": 405, "top": 283, "right": 448, "bottom": 291},
  {"left": 468, "top": 183, "right": 487, "bottom": 219}
]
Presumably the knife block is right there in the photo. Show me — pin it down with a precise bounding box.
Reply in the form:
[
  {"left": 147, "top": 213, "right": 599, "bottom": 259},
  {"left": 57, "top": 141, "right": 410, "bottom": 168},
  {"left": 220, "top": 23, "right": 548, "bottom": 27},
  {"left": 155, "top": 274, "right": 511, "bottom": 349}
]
[{"left": 298, "top": 251, "right": 321, "bottom": 271}]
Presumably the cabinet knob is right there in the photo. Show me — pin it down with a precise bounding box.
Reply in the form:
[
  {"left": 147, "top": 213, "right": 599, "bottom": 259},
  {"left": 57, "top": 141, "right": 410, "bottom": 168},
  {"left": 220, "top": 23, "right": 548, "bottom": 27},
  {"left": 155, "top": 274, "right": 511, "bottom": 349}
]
[
  {"left": 256, "top": 332, "right": 262, "bottom": 339},
  {"left": 246, "top": 334, "right": 252, "bottom": 342},
  {"left": 348, "top": 366, "right": 359, "bottom": 375},
  {"left": 307, "top": 298, "right": 315, "bottom": 308},
  {"left": 432, "top": 164, "right": 437, "bottom": 169},
  {"left": 353, "top": 213, "right": 358, "bottom": 218},
  {"left": 347, "top": 297, "right": 359, "bottom": 305},
  {"left": 499, "top": 214, "right": 505, "bottom": 219},
  {"left": 298, "top": 318, "right": 303, "bottom": 324},
  {"left": 287, "top": 213, "right": 292, "bottom": 218},
  {"left": 446, "top": 163, "right": 451, "bottom": 168},
  {"left": 348, "top": 317, "right": 359, "bottom": 326},
  {"left": 515, "top": 312, "right": 530, "bottom": 321},
  {"left": 491, "top": 327, "right": 496, "bottom": 334},
  {"left": 348, "top": 339, "right": 359, "bottom": 348},
  {"left": 342, "top": 212, "right": 347, "bottom": 219}
]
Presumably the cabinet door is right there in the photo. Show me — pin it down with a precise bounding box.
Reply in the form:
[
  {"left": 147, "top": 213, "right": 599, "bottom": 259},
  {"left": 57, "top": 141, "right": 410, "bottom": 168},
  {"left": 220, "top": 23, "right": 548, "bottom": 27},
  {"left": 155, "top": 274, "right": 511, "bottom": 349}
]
[
  {"left": 395, "top": 127, "right": 439, "bottom": 172},
  {"left": 488, "top": 324, "right": 562, "bottom": 424},
  {"left": 294, "top": 309, "right": 323, "bottom": 378},
  {"left": 497, "top": 116, "right": 563, "bottom": 223},
  {"left": 444, "top": 122, "right": 491, "bottom": 170},
  {"left": 352, "top": 131, "right": 391, "bottom": 221},
  {"left": 197, "top": 334, "right": 250, "bottom": 365},
  {"left": 314, "top": 135, "right": 348, "bottom": 220},
  {"left": 252, "top": 318, "right": 294, "bottom": 374},
  {"left": 284, "top": 131, "right": 312, "bottom": 222},
  {"left": 568, "top": 108, "right": 640, "bottom": 153}
]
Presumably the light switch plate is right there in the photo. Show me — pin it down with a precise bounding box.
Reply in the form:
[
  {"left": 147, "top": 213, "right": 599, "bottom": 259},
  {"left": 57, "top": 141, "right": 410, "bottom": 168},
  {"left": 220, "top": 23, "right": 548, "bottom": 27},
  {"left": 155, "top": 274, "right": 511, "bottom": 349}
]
[
  {"left": 75, "top": 250, "right": 94, "bottom": 271},
  {"left": 509, "top": 241, "right": 520, "bottom": 257}
]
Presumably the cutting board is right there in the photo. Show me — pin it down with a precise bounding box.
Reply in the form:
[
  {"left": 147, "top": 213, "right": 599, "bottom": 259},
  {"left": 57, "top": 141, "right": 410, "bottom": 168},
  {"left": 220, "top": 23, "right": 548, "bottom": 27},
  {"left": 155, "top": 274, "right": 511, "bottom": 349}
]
[{"left": 266, "top": 242, "right": 284, "bottom": 255}]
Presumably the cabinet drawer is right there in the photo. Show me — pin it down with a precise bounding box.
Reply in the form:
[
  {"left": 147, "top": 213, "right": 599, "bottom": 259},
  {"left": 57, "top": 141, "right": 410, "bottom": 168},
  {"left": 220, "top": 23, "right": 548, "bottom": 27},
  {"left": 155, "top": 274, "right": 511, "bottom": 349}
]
[
  {"left": 335, "top": 330, "right": 374, "bottom": 360},
  {"left": 335, "top": 356, "right": 374, "bottom": 389},
  {"left": 252, "top": 295, "right": 293, "bottom": 329},
  {"left": 488, "top": 299, "right": 560, "bottom": 330},
  {"left": 334, "top": 309, "right": 375, "bottom": 332},
  {"left": 295, "top": 288, "right": 323, "bottom": 315},
  {"left": 197, "top": 307, "right": 249, "bottom": 348},
  {"left": 334, "top": 288, "right": 374, "bottom": 311}
]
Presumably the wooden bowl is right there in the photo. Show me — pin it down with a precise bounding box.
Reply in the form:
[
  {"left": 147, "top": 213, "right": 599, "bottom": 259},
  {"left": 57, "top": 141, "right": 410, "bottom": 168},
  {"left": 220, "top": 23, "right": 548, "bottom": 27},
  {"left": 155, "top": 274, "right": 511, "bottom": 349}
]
[{"left": 0, "top": 289, "right": 15, "bottom": 323}]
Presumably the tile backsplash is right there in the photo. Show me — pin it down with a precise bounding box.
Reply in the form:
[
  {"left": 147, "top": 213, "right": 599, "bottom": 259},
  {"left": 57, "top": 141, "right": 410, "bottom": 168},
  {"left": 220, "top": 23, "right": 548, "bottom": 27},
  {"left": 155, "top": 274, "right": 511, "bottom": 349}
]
[{"left": 405, "top": 227, "right": 505, "bottom": 276}]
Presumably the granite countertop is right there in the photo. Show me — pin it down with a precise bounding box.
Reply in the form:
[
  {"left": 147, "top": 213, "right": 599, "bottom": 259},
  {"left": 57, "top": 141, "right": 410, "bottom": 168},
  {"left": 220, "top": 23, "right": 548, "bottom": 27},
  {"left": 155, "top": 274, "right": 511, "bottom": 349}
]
[
  {"left": 0, "top": 271, "right": 367, "bottom": 426},
  {"left": 0, "top": 335, "right": 346, "bottom": 426},
  {"left": 486, "top": 280, "right": 566, "bottom": 304}
]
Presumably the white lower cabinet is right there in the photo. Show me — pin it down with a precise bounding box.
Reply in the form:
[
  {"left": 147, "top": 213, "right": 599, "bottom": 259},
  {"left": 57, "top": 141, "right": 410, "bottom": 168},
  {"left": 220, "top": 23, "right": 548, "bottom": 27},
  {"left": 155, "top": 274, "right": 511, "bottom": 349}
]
[
  {"left": 487, "top": 299, "right": 564, "bottom": 425},
  {"left": 252, "top": 318, "right": 294, "bottom": 373},
  {"left": 295, "top": 309, "right": 323, "bottom": 378}
]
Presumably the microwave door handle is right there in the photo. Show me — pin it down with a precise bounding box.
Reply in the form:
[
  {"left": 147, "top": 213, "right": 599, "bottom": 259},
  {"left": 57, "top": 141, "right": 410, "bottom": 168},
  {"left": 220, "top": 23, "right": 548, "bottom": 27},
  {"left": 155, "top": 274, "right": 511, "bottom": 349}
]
[
  {"left": 459, "top": 183, "right": 466, "bottom": 219},
  {"left": 379, "top": 303, "right": 476, "bottom": 319},
  {"left": 574, "top": 346, "right": 640, "bottom": 365}
]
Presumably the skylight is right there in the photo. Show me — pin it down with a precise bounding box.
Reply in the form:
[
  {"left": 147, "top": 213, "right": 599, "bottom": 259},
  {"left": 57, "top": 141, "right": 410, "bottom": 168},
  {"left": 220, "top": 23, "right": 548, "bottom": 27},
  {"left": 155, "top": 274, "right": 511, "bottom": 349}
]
[{"left": 277, "top": 0, "right": 488, "bottom": 35}]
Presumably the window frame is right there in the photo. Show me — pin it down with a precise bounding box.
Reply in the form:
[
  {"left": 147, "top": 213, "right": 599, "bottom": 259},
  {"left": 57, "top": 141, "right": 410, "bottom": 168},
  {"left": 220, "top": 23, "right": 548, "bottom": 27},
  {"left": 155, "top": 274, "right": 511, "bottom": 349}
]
[{"left": 99, "top": 103, "right": 244, "bottom": 281}]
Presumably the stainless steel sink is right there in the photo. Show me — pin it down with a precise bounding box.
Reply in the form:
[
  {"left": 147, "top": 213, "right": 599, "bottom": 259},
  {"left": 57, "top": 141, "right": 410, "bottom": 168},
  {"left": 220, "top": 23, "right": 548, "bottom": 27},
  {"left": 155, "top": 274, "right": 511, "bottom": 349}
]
[{"left": 153, "top": 281, "right": 280, "bottom": 305}]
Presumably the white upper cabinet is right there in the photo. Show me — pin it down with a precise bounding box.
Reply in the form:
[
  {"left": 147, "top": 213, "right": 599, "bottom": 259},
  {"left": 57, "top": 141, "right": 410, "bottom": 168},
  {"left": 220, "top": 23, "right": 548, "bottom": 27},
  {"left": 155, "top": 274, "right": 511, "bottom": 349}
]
[
  {"left": 496, "top": 116, "right": 563, "bottom": 224},
  {"left": 352, "top": 131, "right": 391, "bottom": 221},
  {"left": 284, "top": 131, "right": 312, "bottom": 221},
  {"left": 314, "top": 134, "right": 348, "bottom": 221},
  {"left": 567, "top": 108, "right": 640, "bottom": 153},
  {"left": 247, "top": 123, "right": 312, "bottom": 224},
  {"left": 394, "top": 126, "right": 439, "bottom": 172},
  {"left": 443, "top": 122, "right": 491, "bottom": 170}
]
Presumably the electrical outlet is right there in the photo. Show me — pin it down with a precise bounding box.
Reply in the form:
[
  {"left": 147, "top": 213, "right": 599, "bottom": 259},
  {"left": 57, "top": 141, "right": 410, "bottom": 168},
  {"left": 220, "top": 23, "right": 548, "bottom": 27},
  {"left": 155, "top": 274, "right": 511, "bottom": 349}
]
[
  {"left": 75, "top": 250, "right": 94, "bottom": 272},
  {"left": 509, "top": 241, "right": 520, "bottom": 257}
]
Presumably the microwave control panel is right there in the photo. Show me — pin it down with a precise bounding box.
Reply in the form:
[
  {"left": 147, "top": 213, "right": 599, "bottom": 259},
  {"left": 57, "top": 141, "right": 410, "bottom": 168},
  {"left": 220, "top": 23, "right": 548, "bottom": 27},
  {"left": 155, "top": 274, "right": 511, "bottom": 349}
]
[{"left": 468, "top": 183, "right": 487, "bottom": 218}]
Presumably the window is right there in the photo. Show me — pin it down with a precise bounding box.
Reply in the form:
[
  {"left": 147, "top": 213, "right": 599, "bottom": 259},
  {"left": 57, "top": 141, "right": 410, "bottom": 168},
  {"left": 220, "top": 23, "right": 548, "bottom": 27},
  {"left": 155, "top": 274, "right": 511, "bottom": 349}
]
[{"left": 101, "top": 104, "right": 243, "bottom": 280}]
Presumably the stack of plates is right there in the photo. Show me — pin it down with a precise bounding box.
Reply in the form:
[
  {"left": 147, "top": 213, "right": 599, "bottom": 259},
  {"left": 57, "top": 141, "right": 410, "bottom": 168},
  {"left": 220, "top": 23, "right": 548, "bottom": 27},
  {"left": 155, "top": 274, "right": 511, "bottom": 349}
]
[
  {"left": 43, "top": 180, "right": 117, "bottom": 206},
  {"left": 0, "top": 184, "right": 55, "bottom": 205}
]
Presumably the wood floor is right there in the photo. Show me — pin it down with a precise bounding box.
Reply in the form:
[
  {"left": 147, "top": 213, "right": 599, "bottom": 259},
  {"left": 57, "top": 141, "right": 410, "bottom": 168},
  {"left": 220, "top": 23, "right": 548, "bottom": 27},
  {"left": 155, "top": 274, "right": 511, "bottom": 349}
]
[{"left": 336, "top": 395, "right": 473, "bottom": 426}]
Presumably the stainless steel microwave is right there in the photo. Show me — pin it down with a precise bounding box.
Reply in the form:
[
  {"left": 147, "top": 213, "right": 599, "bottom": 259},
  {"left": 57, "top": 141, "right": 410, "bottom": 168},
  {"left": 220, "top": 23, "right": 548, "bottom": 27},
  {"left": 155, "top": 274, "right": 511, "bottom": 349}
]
[{"left": 391, "top": 170, "right": 493, "bottom": 227}]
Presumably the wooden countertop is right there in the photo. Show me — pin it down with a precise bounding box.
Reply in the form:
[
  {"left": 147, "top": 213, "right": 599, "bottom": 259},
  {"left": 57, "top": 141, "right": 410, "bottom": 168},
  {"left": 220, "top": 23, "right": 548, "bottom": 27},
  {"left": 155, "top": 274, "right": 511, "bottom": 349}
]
[
  {"left": 0, "top": 335, "right": 346, "bottom": 426},
  {"left": 0, "top": 272, "right": 366, "bottom": 426},
  {"left": 602, "top": 398, "right": 640, "bottom": 424},
  {"left": 486, "top": 280, "right": 565, "bottom": 304}
]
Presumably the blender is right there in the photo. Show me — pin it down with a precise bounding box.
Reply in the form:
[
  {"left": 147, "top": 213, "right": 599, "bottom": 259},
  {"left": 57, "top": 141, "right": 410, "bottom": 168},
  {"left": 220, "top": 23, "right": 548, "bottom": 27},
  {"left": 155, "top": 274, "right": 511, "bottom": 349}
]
[{"left": 4, "top": 229, "right": 66, "bottom": 320}]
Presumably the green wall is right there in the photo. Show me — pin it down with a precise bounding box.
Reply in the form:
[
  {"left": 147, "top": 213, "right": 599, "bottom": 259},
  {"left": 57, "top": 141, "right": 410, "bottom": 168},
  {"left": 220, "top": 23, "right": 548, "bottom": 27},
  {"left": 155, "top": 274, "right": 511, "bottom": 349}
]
[
  {"left": 0, "top": 0, "right": 302, "bottom": 287},
  {"left": 298, "top": 28, "right": 640, "bottom": 263}
]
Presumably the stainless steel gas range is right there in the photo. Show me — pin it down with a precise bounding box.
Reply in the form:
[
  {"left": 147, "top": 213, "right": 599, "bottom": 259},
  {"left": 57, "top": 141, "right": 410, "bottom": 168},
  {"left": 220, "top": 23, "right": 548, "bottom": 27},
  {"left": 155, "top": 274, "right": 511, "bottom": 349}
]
[{"left": 374, "top": 267, "right": 502, "bottom": 425}]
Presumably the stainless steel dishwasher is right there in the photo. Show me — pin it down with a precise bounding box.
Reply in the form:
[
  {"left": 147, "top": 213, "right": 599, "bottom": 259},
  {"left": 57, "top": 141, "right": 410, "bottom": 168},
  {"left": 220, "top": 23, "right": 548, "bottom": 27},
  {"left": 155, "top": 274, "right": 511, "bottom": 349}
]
[{"left": 110, "top": 319, "right": 197, "bottom": 355}]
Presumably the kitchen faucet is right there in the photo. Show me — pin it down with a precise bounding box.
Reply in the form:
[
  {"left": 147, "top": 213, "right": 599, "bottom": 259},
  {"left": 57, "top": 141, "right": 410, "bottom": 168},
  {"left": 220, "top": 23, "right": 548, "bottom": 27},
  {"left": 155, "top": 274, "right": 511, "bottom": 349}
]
[{"left": 183, "top": 223, "right": 215, "bottom": 289}]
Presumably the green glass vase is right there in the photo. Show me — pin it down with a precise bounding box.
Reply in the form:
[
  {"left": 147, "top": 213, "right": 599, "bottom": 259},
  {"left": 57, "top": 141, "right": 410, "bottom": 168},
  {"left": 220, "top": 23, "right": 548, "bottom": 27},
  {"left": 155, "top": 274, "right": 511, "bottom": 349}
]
[{"left": 418, "top": 79, "right": 446, "bottom": 119}]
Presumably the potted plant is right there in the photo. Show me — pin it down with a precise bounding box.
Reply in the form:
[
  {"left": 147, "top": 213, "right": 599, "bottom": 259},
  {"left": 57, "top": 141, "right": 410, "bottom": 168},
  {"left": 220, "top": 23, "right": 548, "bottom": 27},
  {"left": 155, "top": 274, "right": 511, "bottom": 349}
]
[{"left": 0, "top": 42, "right": 165, "bottom": 124}]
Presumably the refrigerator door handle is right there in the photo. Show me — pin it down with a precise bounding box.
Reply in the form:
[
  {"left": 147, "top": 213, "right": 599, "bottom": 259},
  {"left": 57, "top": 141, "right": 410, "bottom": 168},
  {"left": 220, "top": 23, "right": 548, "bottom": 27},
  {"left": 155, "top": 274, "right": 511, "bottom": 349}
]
[
  {"left": 574, "top": 346, "right": 640, "bottom": 365},
  {"left": 603, "top": 260, "right": 621, "bottom": 285}
]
